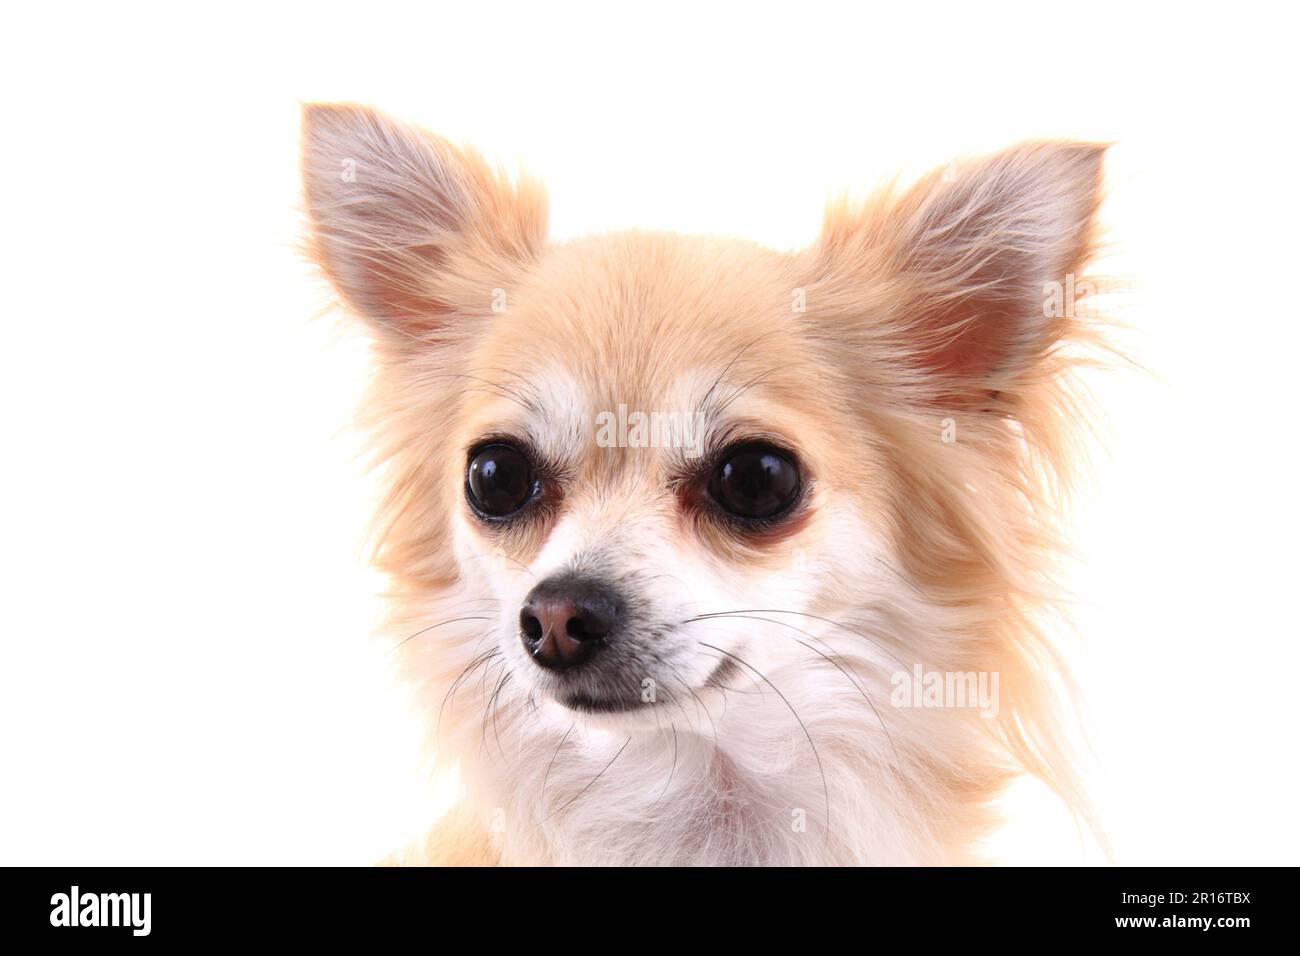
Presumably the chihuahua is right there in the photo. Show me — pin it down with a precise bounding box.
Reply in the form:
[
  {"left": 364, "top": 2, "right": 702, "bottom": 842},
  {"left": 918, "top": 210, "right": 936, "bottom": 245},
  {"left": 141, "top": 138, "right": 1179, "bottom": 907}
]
[{"left": 301, "top": 103, "right": 1109, "bottom": 865}]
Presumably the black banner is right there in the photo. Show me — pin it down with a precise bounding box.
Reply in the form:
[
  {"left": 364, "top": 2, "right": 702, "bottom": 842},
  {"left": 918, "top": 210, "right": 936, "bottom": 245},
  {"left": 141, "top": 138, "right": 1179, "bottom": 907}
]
[{"left": 1, "top": 866, "right": 1285, "bottom": 944}]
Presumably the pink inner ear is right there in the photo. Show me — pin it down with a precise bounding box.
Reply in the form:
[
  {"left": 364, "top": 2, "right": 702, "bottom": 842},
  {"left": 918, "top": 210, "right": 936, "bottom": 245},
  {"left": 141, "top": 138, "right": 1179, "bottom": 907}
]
[
  {"left": 879, "top": 141, "right": 1107, "bottom": 404},
  {"left": 926, "top": 305, "right": 1021, "bottom": 383},
  {"left": 301, "top": 103, "right": 549, "bottom": 343},
  {"left": 321, "top": 237, "right": 451, "bottom": 334},
  {"left": 301, "top": 104, "right": 468, "bottom": 336},
  {"left": 911, "top": 256, "right": 1049, "bottom": 398}
]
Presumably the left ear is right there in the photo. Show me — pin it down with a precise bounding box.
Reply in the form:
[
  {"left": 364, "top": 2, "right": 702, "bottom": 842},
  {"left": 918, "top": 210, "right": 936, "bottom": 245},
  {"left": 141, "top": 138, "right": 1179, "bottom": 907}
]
[
  {"left": 814, "top": 141, "right": 1108, "bottom": 405},
  {"left": 300, "top": 102, "right": 547, "bottom": 346}
]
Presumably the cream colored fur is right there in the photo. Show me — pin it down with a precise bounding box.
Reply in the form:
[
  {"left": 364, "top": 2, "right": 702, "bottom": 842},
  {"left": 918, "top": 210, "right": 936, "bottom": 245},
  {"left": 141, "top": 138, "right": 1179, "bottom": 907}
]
[{"left": 301, "top": 103, "right": 1111, "bottom": 865}]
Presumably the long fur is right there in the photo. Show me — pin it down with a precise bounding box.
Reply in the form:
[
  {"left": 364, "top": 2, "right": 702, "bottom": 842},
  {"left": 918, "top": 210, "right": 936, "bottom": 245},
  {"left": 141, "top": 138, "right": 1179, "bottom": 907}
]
[{"left": 301, "top": 103, "right": 1113, "bottom": 865}]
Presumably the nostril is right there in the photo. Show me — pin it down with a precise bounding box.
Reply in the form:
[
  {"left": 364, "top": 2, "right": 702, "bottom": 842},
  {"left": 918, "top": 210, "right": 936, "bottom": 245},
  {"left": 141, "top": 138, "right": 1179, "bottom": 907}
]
[
  {"left": 520, "top": 610, "right": 543, "bottom": 643},
  {"left": 565, "top": 612, "right": 605, "bottom": 641},
  {"left": 568, "top": 599, "right": 617, "bottom": 641}
]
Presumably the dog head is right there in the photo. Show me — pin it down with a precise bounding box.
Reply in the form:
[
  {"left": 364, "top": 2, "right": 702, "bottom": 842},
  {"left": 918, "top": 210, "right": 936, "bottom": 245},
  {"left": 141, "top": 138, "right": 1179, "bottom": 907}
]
[{"left": 301, "top": 103, "right": 1105, "bottom": 828}]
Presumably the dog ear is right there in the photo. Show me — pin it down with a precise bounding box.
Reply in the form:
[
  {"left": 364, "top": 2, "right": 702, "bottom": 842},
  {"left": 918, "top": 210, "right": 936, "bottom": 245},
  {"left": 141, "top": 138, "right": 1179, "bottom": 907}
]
[
  {"left": 815, "top": 142, "right": 1107, "bottom": 405},
  {"left": 300, "top": 103, "right": 546, "bottom": 343}
]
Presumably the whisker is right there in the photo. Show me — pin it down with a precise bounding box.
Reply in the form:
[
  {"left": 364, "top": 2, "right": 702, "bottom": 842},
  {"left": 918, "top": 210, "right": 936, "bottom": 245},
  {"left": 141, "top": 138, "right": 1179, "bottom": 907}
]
[
  {"left": 691, "top": 611, "right": 901, "bottom": 767},
  {"left": 464, "top": 365, "right": 544, "bottom": 408},
  {"left": 685, "top": 608, "right": 910, "bottom": 671},
  {"left": 655, "top": 685, "right": 706, "bottom": 757},
  {"left": 485, "top": 671, "right": 514, "bottom": 759},
  {"left": 445, "top": 371, "right": 538, "bottom": 415},
  {"left": 479, "top": 668, "right": 510, "bottom": 756},
  {"left": 695, "top": 331, "right": 782, "bottom": 418},
  {"left": 693, "top": 624, "right": 768, "bottom": 696},
  {"left": 435, "top": 646, "right": 500, "bottom": 742},
  {"left": 713, "top": 365, "right": 787, "bottom": 416},
  {"left": 535, "top": 737, "right": 631, "bottom": 826},
  {"left": 392, "top": 615, "right": 496, "bottom": 654},
  {"left": 476, "top": 655, "right": 507, "bottom": 701},
  {"left": 664, "top": 662, "right": 719, "bottom": 745},
  {"left": 540, "top": 722, "right": 575, "bottom": 799},
  {"left": 650, "top": 723, "right": 680, "bottom": 807},
  {"left": 697, "top": 641, "right": 831, "bottom": 842}
]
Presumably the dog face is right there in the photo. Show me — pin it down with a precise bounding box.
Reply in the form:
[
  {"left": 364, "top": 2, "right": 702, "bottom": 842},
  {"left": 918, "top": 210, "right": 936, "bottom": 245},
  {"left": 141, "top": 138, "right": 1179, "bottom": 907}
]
[
  {"left": 442, "top": 233, "right": 898, "bottom": 722},
  {"left": 301, "top": 103, "right": 1106, "bottom": 859}
]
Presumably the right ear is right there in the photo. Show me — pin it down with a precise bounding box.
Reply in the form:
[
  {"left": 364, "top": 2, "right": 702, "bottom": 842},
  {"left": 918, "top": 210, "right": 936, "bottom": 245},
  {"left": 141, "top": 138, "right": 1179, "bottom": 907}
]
[{"left": 300, "top": 103, "right": 547, "bottom": 342}]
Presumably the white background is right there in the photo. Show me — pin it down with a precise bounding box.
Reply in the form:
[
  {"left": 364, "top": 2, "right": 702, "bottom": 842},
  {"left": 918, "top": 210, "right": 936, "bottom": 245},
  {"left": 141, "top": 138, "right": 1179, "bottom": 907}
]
[{"left": 2, "top": 1, "right": 1297, "bottom": 864}]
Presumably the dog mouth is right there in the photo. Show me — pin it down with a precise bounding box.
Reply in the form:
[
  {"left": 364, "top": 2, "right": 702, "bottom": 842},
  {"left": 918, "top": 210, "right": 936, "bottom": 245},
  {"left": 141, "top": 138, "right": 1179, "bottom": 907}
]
[
  {"left": 557, "top": 690, "right": 642, "bottom": 714},
  {"left": 552, "top": 657, "right": 742, "bottom": 715}
]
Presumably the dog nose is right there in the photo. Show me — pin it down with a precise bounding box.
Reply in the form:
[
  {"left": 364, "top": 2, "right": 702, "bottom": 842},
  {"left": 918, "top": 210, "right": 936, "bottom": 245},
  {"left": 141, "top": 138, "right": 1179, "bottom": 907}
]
[{"left": 519, "top": 576, "right": 621, "bottom": 671}]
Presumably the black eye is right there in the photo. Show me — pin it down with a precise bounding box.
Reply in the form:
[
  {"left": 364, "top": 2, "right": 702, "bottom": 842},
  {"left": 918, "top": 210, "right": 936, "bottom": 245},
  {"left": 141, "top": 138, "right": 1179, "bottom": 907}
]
[
  {"left": 466, "top": 444, "right": 536, "bottom": 518},
  {"left": 708, "top": 443, "right": 801, "bottom": 521}
]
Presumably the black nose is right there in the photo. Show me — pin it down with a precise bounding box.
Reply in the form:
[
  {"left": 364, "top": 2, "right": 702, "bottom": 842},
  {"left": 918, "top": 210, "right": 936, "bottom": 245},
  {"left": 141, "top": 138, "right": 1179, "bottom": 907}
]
[{"left": 519, "top": 576, "right": 622, "bottom": 671}]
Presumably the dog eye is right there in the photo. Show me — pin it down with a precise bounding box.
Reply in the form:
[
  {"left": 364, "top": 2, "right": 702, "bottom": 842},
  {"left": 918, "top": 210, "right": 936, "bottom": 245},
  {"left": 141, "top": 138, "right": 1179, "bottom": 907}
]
[
  {"left": 708, "top": 443, "right": 801, "bottom": 521},
  {"left": 466, "top": 444, "right": 536, "bottom": 518}
]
